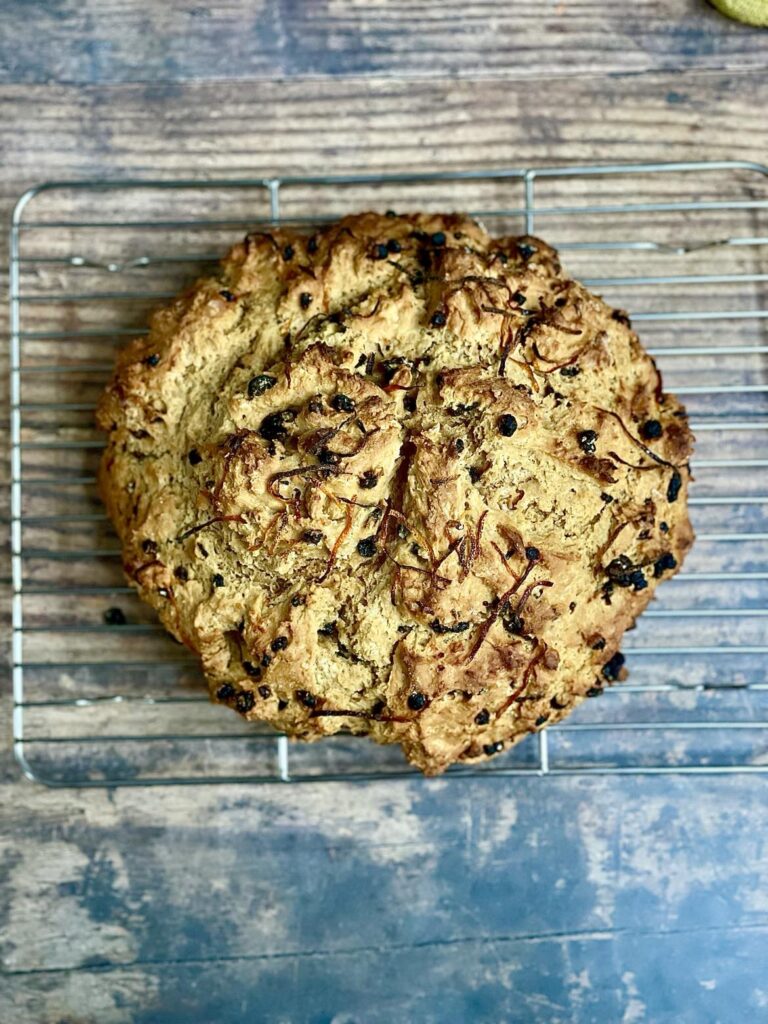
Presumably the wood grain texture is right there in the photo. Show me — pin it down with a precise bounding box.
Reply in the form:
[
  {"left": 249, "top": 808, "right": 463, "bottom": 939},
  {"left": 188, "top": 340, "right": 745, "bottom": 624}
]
[
  {"left": 2, "top": 776, "right": 768, "bottom": 1022},
  {"left": 0, "top": 0, "right": 767, "bottom": 84},
  {"left": 2, "top": 1, "right": 768, "bottom": 1018}
]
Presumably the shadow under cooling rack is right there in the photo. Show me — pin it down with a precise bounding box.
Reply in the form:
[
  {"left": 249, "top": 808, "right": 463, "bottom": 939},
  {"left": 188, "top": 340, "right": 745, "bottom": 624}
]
[{"left": 9, "top": 160, "right": 768, "bottom": 786}]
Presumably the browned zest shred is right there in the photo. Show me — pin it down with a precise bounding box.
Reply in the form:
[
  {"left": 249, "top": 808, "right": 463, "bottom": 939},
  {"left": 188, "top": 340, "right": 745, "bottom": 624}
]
[
  {"left": 515, "top": 579, "right": 554, "bottom": 616},
  {"left": 317, "top": 502, "right": 354, "bottom": 583},
  {"left": 267, "top": 464, "right": 335, "bottom": 502},
  {"left": 434, "top": 537, "right": 462, "bottom": 572},
  {"left": 177, "top": 513, "right": 245, "bottom": 541},
  {"left": 459, "top": 510, "right": 488, "bottom": 581},
  {"left": 133, "top": 559, "right": 163, "bottom": 582},
  {"left": 531, "top": 338, "right": 591, "bottom": 373},
  {"left": 596, "top": 406, "right": 680, "bottom": 469},
  {"left": 385, "top": 550, "right": 450, "bottom": 586},
  {"left": 522, "top": 643, "right": 547, "bottom": 688},
  {"left": 493, "top": 664, "right": 530, "bottom": 720},
  {"left": 491, "top": 541, "right": 516, "bottom": 576},
  {"left": 607, "top": 450, "right": 661, "bottom": 472},
  {"left": 498, "top": 524, "right": 525, "bottom": 557},
  {"left": 505, "top": 356, "right": 540, "bottom": 392},
  {"left": 594, "top": 519, "right": 629, "bottom": 565}
]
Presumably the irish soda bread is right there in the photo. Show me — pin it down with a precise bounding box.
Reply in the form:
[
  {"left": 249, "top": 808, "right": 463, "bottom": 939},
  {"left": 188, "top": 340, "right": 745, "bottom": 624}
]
[{"left": 98, "top": 212, "right": 694, "bottom": 774}]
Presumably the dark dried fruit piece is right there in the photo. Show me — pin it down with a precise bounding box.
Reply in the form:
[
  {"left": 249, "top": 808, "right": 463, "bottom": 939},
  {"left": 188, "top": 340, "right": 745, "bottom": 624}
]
[
  {"left": 248, "top": 374, "right": 277, "bottom": 399},
  {"left": 430, "top": 619, "right": 470, "bottom": 634},
  {"left": 640, "top": 419, "right": 663, "bottom": 440},
  {"left": 498, "top": 414, "right": 518, "bottom": 437},
  {"left": 271, "top": 636, "right": 289, "bottom": 652},
  {"left": 259, "top": 411, "right": 289, "bottom": 442},
  {"left": 653, "top": 552, "right": 678, "bottom": 578},
  {"left": 474, "top": 708, "right": 490, "bottom": 725},
  {"left": 236, "top": 691, "right": 256, "bottom": 713},
  {"left": 357, "top": 536, "right": 377, "bottom": 558},
  {"left": 483, "top": 741, "right": 504, "bottom": 755},
  {"left": 407, "top": 692, "right": 427, "bottom": 711},
  {"left": 503, "top": 613, "right": 525, "bottom": 635},
  {"left": 605, "top": 556, "right": 647, "bottom": 591},
  {"left": 667, "top": 470, "right": 682, "bottom": 503},
  {"left": 331, "top": 393, "right": 356, "bottom": 413},
  {"left": 317, "top": 446, "right": 341, "bottom": 465},
  {"left": 577, "top": 429, "right": 598, "bottom": 455},
  {"left": 602, "top": 651, "right": 625, "bottom": 681},
  {"left": 217, "top": 683, "right": 236, "bottom": 701},
  {"left": 296, "top": 689, "right": 316, "bottom": 708}
]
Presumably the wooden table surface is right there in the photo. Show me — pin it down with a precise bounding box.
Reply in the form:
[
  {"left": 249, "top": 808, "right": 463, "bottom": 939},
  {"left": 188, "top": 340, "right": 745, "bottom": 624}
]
[{"left": 2, "top": 3, "right": 768, "bottom": 1022}]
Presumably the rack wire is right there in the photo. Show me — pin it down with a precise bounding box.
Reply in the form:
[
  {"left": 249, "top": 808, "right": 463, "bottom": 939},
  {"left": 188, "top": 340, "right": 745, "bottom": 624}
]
[{"left": 9, "top": 161, "right": 768, "bottom": 786}]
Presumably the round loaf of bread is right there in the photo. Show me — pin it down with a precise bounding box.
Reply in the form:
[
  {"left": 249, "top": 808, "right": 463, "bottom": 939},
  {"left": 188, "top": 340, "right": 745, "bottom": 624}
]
[{"left": 97, "top": 212, "right": 694, "bottom": 774}]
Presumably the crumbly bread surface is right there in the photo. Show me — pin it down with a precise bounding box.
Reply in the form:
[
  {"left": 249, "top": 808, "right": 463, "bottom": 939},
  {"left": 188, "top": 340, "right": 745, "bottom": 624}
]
[{"left": 98, "top": 212, "right": 694, "bottom": 774}]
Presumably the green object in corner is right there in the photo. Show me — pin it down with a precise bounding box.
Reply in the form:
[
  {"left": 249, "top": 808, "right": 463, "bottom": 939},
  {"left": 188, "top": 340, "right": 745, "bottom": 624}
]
[{"left": 709, "top": 0, "right": 768, "bottom": 26}]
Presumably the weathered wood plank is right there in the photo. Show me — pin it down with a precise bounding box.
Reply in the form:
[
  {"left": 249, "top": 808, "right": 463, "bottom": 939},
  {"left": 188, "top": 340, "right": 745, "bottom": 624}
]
[
  {"left": 0, "top": 72, "right": 767, "bottom": 211},
  {"left": 0, "top": 775, "right": 767, "bottom": 1023},
  {"left": 3, "top": 926, "right": 768, "bottom": 1024},
  {"left": 0, "top": 0, "right": 767, "bottom": 85}
]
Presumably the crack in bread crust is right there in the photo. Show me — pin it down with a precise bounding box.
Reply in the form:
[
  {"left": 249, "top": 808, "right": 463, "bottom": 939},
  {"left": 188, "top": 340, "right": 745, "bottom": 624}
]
[{"left": 98, "top": 213, "right": 694, "bottom": 775}]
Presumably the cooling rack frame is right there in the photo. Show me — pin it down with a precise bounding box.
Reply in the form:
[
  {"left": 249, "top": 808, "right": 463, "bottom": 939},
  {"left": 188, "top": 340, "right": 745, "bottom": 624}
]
[{"left": 9, "top": 160, "right": 768, "bottom": 786}]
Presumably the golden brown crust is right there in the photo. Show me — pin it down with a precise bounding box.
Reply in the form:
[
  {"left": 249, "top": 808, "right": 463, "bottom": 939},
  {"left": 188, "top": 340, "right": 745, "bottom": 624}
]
[{"left": 98, "top": 212, "right": 694, "bottom": 774}]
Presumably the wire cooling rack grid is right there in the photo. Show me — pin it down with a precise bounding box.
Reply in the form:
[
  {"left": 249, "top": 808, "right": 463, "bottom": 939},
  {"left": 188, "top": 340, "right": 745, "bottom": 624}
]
[{"left": 9, "top": 161, "right": 768, "bottom": 786}]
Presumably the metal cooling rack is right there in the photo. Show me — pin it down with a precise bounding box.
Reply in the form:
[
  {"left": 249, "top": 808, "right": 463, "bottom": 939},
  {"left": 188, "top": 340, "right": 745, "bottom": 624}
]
[{"left": 9, "top": 161, "right": 768, "bottom": 786}]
